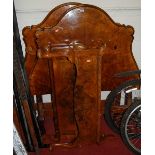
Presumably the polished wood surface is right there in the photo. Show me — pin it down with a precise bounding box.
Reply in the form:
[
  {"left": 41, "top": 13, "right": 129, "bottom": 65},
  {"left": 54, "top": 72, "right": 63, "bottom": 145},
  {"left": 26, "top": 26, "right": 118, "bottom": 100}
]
[
  {"left": 23, "top": 2, "right": 81, "bottom": 95},
  {"left": 48, "top": 57, "right": 77, "bottom": 142},
  {"left": 73, "top": 49, "right": 102, "bottom": 143},
  {"left": 23, "top": 3, "right": 139, "bottom": 95},
  {"left": 22, "top": 2, "right": 139, "bottom": 146},
  {"left": 36, "top": 47, "right": 103, "bottom": 144}
]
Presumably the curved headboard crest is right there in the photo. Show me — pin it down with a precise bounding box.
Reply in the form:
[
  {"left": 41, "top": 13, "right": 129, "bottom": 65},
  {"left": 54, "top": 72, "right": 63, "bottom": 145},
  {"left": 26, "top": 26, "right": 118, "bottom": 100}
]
[{"left": 35, "top": 5, "right": 134, "bottom": 55}]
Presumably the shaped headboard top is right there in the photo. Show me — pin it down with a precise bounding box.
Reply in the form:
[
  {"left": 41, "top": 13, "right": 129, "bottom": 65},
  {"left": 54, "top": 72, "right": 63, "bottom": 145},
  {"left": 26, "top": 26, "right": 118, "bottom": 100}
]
[{"left": 35, "top": 4, "right": 134, "bottom": 55}]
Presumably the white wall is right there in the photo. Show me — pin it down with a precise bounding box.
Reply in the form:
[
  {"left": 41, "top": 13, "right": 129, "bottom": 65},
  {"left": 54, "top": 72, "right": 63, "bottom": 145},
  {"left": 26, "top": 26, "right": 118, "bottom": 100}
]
[{"left": 14, "top": 0, "right": 141, "bottom": 67}]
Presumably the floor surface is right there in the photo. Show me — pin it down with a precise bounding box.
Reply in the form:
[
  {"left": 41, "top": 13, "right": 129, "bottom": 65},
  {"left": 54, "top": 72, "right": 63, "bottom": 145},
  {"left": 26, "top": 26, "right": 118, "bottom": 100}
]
[{"left": 28, "top": 117, "right": 134, "bottom": 155}]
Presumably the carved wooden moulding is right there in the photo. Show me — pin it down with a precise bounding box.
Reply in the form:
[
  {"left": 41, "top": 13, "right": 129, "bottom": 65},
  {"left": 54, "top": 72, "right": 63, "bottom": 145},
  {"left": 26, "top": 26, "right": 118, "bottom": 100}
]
[{"left": 23, "top": 2, "right": 139, "bottom": 146}]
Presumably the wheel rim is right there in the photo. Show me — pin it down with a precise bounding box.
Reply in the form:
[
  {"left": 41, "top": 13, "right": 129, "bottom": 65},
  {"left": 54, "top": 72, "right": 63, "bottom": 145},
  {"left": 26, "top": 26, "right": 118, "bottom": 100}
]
[
  {"left": 110, "top": 84, "right": 141, "bottom": 130},
  {"left": 125, "top": 104, "right": 141, "bottom": 153}
]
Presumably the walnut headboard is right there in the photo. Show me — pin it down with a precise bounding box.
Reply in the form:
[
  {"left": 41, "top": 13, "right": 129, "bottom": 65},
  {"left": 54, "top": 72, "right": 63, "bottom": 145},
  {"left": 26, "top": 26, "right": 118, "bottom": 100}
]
[{"left": 23, "top": 2, "right": 139, "bottom": 95}]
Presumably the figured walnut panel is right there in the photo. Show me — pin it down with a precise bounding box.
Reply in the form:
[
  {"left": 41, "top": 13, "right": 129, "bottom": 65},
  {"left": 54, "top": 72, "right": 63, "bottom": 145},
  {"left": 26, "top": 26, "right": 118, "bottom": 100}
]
[
  {"left": 49, "top": 57, "right": 78, "bottom": 142},
  {"left": 36, "top": 47, "right": 103, "bottom": 144},
  {"left": 35, "top": 4, "right": 139, "bottom": 91},
  {"left": 23, "top": 3, "right": 139, "bottom": 95},
  {"left": 23, "top": 2, "right": 81, "bottom": 95},
  {"left": 73, "top": 50, "right": 102, "bottom": 143}
]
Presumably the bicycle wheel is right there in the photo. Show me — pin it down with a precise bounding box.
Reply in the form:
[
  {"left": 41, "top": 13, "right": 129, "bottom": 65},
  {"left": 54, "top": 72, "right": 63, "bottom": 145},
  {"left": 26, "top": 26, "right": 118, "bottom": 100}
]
[
  {"left": 120, "top": 99, "right": 141, "bottom": 154},
  {"left": 104, "top": 79, "right": 141, "bottom": 133}
]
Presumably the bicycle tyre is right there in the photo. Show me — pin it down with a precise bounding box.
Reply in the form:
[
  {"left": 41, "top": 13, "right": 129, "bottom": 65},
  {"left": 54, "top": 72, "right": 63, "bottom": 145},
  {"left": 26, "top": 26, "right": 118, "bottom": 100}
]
[
  {"left": 120, "top": 99, "right": 141, "bottom": 154},
  {"left": 104, "top": 79, "right": 141, "bottom": 133}
]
